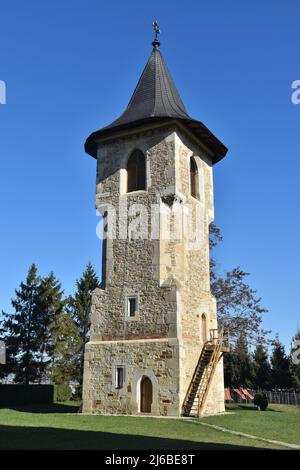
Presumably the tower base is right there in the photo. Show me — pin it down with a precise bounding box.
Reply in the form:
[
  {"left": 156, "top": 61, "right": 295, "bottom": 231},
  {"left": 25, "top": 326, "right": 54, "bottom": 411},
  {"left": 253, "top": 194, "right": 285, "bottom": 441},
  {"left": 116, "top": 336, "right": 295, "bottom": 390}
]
[{"left": 82, "top": 338, "right": 225, "bottom": 416}]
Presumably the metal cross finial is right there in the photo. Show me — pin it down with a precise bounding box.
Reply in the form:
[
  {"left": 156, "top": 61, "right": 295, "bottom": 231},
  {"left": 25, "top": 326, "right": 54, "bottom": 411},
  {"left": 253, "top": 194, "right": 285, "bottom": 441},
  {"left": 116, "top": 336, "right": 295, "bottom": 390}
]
[{"left": 152, "top": 20, "right": 161, "bottom": 47}]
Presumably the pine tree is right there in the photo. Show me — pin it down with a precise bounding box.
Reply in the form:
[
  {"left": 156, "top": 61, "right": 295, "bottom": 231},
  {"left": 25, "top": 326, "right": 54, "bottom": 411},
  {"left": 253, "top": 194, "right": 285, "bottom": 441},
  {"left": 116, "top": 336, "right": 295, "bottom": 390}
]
[
  {"left": 270, "top": 337, "right": 292, "bottom": 389},
  {"left": 223, "top": 335, "right": 254, "bottom": 388},
  {"left": 253, "top": 344, "right": 271, "bottom": 390},
  {"left": 0, "top": 264, "right": 47, "bottom": 384},
  {"left": 69, "top": 263, "right": 99, "bottom": 388},
  {"left": 49, "top": 310, "right": 82, "bottom": 384},
  {"left": 223, "top": 351, "right": 239, "bottom": 387},
  {"left": 38, "top": 272, "right": 81, "bottom": 384},
  {"left": 235, "top": 335, "right": 255, "bottom": 387},
  {"left": 0, "top": 267, "right": 81, "bottom": 385},
  {"left": 36, "top": 272, "right": 65, "bottom": 379}
]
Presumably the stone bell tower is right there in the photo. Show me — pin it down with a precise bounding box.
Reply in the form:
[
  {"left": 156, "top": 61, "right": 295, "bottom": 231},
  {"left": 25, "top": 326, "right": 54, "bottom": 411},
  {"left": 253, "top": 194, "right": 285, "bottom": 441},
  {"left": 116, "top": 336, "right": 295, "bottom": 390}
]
[{"left": 82, "top": 24, "right": 228, "bottom": 416}]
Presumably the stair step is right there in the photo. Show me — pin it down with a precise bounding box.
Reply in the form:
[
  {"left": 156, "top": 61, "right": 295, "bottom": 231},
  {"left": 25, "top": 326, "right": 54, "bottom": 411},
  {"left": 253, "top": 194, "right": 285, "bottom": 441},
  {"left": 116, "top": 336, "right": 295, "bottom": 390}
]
[{"left": 182, "top": 340, "right": 224, "bottom": 416}]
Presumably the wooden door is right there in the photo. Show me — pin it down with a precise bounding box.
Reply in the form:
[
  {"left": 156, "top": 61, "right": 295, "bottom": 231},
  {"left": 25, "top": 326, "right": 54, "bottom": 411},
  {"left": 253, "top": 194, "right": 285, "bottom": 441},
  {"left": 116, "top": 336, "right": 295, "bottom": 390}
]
[{"left": 140, "top": 376, "right": 152, "bottom": 412}]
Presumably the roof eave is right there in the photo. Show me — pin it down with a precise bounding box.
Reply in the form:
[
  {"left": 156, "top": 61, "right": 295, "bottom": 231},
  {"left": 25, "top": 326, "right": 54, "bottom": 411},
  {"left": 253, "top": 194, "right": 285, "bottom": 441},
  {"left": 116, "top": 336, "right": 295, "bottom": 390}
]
[{"left": 84, "top": 117, "right": 227, "bottom": 164}]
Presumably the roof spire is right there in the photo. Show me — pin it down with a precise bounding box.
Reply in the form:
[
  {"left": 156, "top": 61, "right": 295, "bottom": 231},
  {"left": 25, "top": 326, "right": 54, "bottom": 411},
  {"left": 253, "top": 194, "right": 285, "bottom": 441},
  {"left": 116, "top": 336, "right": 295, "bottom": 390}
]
[
  {"left": 85, "top": 25, "right": 228, "bottom": 164},
  {"left": 152, "top": 20, "right": 161, "bottom": 48}
]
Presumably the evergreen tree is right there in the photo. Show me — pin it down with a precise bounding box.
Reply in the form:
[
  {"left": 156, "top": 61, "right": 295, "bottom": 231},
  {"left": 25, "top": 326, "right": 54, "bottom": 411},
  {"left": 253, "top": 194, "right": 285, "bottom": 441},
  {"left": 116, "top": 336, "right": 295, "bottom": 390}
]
[
  {"left": 36, "top": 272, "right": 65, "bottom": 379},
  {"left": 234, "top": 335, "right": 255, "bottom": 387},
  {"left": 69, "top": 263, "right": 99, "bottom": 387},
  {"left": 223, "top": 335, "right": 254, "bottom": 388},
  {"left": 48, "top": 310, "right": 81, "bottom": 384},
  {"left": 223, "top": 351, "right": 239, "bottom": 387},
  {"left": 0, "top": 267, "right": 80, "bottom": 385},
  {"left": 253, "top": 344, "right": 271, "bottom": 390},
  {"left": 270, "top": 337, "right": 292, "bottom": 389},
  {"left": 0, "top": 265, "right": 47, "bottom": 384},
  {"left": 38, "top": 272, "right": 81, "bottom": 384}
]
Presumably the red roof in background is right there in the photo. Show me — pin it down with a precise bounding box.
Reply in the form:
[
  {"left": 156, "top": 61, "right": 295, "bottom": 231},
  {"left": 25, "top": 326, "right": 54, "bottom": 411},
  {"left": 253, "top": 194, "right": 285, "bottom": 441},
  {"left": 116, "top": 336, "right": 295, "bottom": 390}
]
[
  {"left": 242, "top": 389, "right": 254, "bottom": 400},
  {"left": 233, "top": 388, "right": 247, "bottom": 399},
  {"left": 224, "top": 388, "right": 234, "bottom": 401}
]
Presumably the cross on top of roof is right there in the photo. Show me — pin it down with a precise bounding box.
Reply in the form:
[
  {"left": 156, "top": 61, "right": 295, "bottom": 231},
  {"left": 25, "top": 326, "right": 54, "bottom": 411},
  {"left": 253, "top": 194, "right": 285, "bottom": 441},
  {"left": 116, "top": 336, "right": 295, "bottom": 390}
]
[{"left": 152, "top": 20, "right": 161, "bottom": 47}]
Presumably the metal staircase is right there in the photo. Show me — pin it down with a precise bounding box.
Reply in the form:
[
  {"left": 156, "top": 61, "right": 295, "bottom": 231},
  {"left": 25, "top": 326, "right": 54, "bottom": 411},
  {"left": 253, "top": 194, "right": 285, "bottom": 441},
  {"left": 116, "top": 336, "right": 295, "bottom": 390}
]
[{"left": 182, "top": 328, "right": 230, "bottom": 417}]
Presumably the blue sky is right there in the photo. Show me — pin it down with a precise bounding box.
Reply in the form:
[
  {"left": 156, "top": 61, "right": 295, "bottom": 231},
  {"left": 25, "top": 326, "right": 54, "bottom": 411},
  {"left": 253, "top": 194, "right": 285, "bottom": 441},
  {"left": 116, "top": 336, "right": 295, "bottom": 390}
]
[{"left": 0, "top": 0, "right": 299, "bottom": 350}]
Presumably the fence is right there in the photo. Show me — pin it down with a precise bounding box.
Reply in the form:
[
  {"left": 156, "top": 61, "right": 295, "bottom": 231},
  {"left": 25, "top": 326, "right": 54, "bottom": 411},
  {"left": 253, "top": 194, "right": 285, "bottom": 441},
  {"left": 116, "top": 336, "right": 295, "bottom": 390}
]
[
  {"left": 232, "top": 389, "right": 300, "bottom": 406},
  {"left": 257, "top": 390, "right": 300, "bottom": 406}
]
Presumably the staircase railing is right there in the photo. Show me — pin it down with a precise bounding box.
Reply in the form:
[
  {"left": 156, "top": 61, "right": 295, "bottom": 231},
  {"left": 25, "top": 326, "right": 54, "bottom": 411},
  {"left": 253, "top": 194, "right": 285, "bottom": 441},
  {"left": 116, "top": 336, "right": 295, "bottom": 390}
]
[
  {"left": 182, "top": 344, "right": 207, "bottom": 415},
  {"left": 208, "top": 327, "right": 230, "bottom": 348},
  {"left": 197, "top": 333, "right": 223, "bottom": 415},
  {"left": 182, "top": 327, "right": 230, "bottom": 417},
  {"left": 197, "top": 327, "right": 230, "bottom": 415}
]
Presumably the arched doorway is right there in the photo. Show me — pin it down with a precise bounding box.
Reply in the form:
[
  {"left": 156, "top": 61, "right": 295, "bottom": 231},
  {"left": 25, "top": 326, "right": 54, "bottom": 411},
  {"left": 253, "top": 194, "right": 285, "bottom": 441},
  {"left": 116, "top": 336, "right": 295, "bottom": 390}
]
[
  {"left": 201, "top": 314, "right": 207, "bottom": 343},
  {"left": 140, "top": 376, "right": 152, "bottom": 413}
]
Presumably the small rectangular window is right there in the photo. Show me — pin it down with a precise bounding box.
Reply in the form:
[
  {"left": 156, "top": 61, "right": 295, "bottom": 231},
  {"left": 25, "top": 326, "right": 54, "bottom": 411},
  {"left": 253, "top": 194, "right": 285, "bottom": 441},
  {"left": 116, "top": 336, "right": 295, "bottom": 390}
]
[
  {"left": 128, "top": 297, "right": 137, "bottom": 317},
  {"left": 115, "top": 366, "right": 124, "bottom": 389}
]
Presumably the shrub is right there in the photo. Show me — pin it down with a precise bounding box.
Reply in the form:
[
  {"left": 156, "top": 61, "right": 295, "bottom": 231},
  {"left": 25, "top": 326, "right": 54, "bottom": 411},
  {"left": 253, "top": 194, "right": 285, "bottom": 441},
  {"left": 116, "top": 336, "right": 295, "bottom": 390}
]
[
  {"left": 254, "top": 392, "right": 268, "bottom": 411},
  {"left": 53, "top": 384, "right": 72, "bottom": 402}
]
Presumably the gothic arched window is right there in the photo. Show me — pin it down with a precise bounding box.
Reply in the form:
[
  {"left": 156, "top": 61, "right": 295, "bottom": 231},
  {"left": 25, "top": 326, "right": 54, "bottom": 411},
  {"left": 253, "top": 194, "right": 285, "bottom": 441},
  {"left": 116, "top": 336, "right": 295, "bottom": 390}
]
[
  {"left": 127, "top": 150, "right": 146, "bottom": 193},
  {"left": 190, "top": 156, "right": 199, "bottom": 199}
]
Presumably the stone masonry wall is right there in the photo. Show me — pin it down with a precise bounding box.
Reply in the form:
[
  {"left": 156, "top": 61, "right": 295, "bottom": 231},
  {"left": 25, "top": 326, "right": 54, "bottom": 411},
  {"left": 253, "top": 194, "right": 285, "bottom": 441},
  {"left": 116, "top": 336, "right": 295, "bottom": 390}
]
[
  {"left": 82, "top": 338, "right": 180, "bottom": 416},
  {"left": 91, "top": 127, "right": 178, "bottom": 342},
  {"left": 158, "top": 130, "right": 224, "bottom": 413},
  {"left": 82, "top": 124, "right": 225, "bottom": 416}
]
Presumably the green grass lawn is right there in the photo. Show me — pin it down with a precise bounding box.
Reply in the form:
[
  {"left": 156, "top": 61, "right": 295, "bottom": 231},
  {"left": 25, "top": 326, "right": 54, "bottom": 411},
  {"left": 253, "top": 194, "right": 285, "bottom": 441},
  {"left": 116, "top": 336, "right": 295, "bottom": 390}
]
[
  {"left": 0, "top": 402, "right": 299, "bottom": 450},
  {"left": 202, "top": 403, "right": 300, "bottom": 446}
]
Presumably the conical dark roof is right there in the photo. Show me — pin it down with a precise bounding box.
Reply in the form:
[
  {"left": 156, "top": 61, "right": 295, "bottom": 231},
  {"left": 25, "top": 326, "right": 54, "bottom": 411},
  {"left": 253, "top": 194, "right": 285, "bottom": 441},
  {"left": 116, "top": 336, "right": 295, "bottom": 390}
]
[{"left": 85, "top": 43, "right": 227, "bottom": 164}]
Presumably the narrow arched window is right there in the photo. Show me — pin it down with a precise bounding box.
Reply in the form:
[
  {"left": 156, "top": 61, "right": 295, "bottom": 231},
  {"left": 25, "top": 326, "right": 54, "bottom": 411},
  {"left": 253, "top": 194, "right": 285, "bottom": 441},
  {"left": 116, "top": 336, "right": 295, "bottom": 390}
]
[
  {"left": 190, "top": 157, "right": 198, "bottom": 199},
  {"left": 201, "top": 314, "right": 207, "bottom": 343},
  {"left": 127, "top": 150, "right": 146, "bottom": 193}
]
